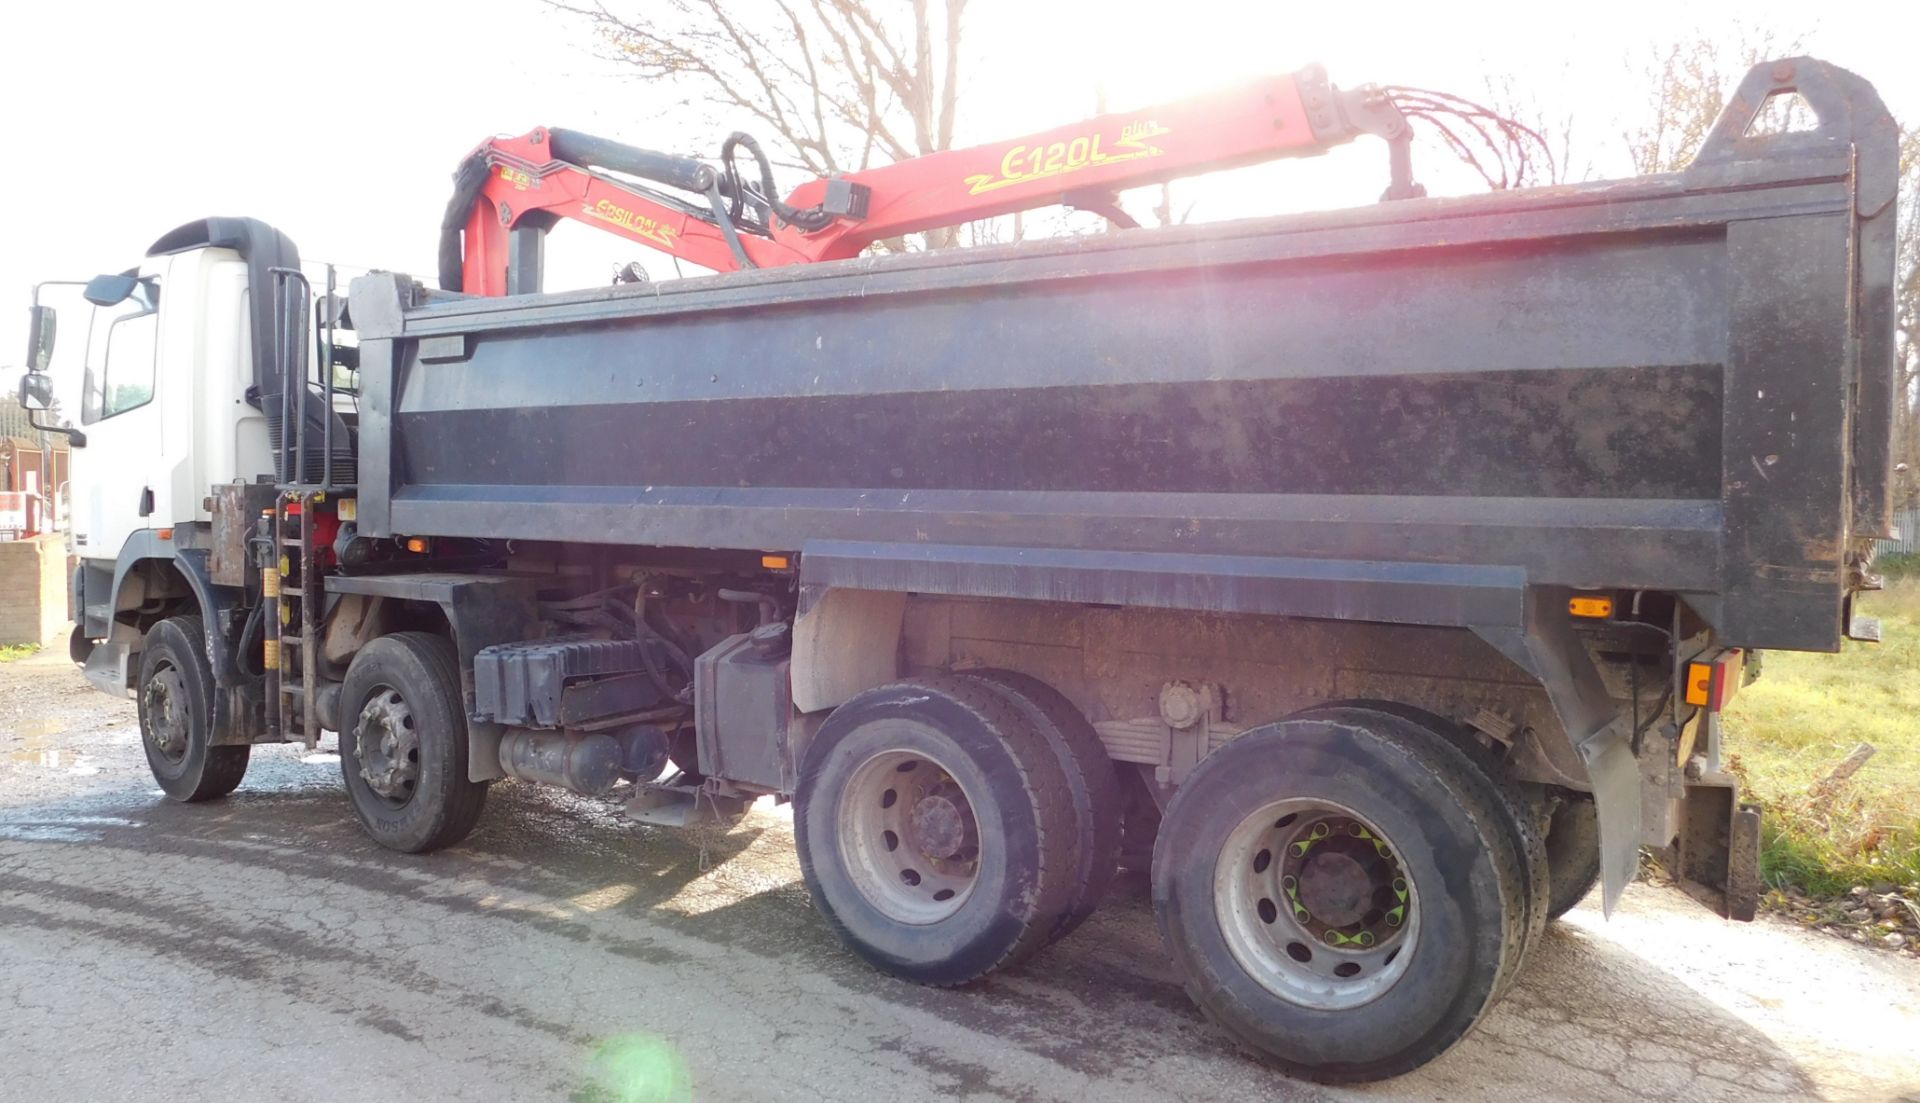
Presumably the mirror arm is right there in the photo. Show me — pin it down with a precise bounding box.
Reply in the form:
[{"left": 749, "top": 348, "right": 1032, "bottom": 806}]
[{"left": 23, "top": 397, "right": 84, "bottom": 447}]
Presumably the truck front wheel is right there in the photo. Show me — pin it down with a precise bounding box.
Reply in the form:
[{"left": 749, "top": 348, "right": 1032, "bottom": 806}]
[
  {"left": 1152, "top": 716, "right": 1529, "bottom": 1083},
  {"left": 139, "top": 615, "right": 250, "bottom": 802},
  {"left": 339, "top": 632, "right": 488, "bottom": 853},
  {"left": 795, "top": 677, "right": 1078, "bottom": 986}
]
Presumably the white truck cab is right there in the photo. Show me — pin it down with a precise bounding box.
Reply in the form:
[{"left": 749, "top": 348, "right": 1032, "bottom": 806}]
[
  {"left": 67, "top": 246, "right": 273, "bottom": 559},
  {"left": 18, "top": 218, "right": 314, "bottom": 696}
]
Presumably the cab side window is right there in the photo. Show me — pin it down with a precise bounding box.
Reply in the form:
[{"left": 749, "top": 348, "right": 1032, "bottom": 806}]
[{"left": 81, "top": 281, "right": 160, "bottom": 424}]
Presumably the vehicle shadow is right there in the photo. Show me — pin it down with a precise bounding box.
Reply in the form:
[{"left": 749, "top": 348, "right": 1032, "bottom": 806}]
[{"left": 1, "top": 769, "right": 1822, "bottom": 1103}]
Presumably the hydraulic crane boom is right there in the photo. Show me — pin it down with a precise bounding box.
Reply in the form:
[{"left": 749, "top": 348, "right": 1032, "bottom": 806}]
[{"left": 441, "top": 65, "right": 1419, "bottom": 296}]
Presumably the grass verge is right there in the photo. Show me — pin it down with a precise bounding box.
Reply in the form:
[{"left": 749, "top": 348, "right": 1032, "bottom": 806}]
[
  {"left": 0, "top": 643, "right": 43, "bottom": 663},
  {"left": 1723, "top": 575, "right": 1920, "bottom": 900}
]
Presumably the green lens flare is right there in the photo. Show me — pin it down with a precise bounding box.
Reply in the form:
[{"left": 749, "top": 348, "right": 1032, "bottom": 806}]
[{"left": 584, "top": 1033, "right": 693, "bottom": 1103}]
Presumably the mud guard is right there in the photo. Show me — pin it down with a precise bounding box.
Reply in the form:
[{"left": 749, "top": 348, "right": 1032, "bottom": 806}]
[
  {"left": 1474, "top": 586, "right": 1639, "bottom": 915},
  {"left": 98, "top": 531, "right": 244, "bottom": 687},
  {"left": 324, "top": 572, "right": 545, "bottom": 782}
]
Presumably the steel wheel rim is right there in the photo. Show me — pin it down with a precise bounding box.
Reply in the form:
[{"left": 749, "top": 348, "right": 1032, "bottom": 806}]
[
  {"left": 143, "top": 661, "right": 190, "bottom": 764},
  {"left": 1213, "top": 797, "right": 1418, "bottom": 1010},
  {"left": 838, "top": 743, "right": 982, "bottom": 925},
  {"left": 355, "top": 684, "right": 421, "bottom": 807}
]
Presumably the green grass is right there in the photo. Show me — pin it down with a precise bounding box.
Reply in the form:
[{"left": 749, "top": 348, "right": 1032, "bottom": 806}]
[
  {"left": 1722, "top": 577, "right": 1920, "bottom": 897},
  {"left": 0, "top": 643, "right": 42, "bottom": 662},
  {"left": 1879, "top": 550, "right": 1920, "bottom": 579}
]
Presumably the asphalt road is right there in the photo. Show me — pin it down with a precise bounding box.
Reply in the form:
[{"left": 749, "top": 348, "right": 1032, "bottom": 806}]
[{"left": 4, "top": 647, "right": 1918, "bottom": 1103}]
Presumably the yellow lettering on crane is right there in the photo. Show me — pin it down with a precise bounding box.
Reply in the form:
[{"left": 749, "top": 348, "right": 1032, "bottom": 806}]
[
  {"left": 964, "top": 120, "right": 1173, "bottom": 196},
  {"left": 583, "top": 201, "right": 682, "bottom": 251}
]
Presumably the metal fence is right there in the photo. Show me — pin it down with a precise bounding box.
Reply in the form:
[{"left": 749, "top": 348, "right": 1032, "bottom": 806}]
[{"left": 1882, "top": 507, "right": 1920, "bottom": 556}]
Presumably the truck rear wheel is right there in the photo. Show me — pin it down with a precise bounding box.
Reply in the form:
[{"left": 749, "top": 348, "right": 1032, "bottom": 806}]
[
  {"left": 339, "top": 632, "right": 488, "bottom": 853},
  {"left": 795, "top": 677, "right": 1077, "bottom": 986},
  {"left": 957, "top": 668, "right": 1122, "bottom": 944},
  {"left": 1152, "top": 716, "right": 1528, "bottom": 1083},
  {"left": 1545, "top": 796, "right": 1603, "bottom": 919},
  {"left": 1291, "top": 703, "right": 1549, "bottom": 996},
  {"left": 139, "top": 615, "right": 250, "bottom": 802}
]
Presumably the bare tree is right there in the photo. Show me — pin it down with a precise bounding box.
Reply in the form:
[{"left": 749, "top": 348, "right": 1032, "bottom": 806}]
[
  {"left": 547, "top": 0, "right": 970, "bottom": 247},
  {"left": 1620, "top": 29, "right": 1805, "bottom": 175},
  {"left": 1894, "top": 128, "right": 1920, "bottom": 512}
]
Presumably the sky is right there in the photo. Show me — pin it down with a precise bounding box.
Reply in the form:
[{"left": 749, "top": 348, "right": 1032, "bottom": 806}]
[{"left": 0, "top": 0, "right": 1914, "bottom": 380}]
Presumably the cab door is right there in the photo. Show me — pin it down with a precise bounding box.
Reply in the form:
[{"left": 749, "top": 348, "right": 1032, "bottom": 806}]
[{"left": 70, "top": 260, "right": 167, "bottom": 564}]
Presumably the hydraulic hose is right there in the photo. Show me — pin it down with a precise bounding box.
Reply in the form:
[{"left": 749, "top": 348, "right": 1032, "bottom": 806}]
[
  {"left": 547, "top": 128, "right": 717, "bottom": 194},
  {"left": 437, "top": 154, "right": 491, "bottom": 293},
  {"left": 440, "top": 131, "right": 719, "bottom": 292}
]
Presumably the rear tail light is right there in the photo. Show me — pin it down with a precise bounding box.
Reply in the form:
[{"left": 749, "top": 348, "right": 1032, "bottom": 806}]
[{"left": 1685, "top": 650, "right": 1744, "bottom": 711}]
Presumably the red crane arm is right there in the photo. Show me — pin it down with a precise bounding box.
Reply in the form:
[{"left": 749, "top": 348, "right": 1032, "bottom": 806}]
[
  {"left": 447, "top": 65, "right": 1413, "bottom": 296},
  {"left": 455, "top": 137, "right": 815, "bottom": 286}
]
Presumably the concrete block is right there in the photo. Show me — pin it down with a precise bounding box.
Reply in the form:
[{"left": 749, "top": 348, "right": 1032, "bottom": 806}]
[{"left": 0, "top": 533, "right": 72, "bottom": 646}]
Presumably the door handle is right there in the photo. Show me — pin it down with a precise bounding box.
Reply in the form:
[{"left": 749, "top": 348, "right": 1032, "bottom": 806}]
[{"left": 138, "top": 487, "right": 154, "bottom": 517}]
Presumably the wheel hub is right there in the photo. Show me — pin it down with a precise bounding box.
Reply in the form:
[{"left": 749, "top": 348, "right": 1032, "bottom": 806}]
[
  {"left": 356, "top": 690, "right": 420, "bottom": 803},
  {"left": 907, "top": 784, "right": 978, "bottom": 861},
  {"left": 1214, "top": 800, "right": 1419, "bottom": 1010},
  {"left": 143, "top": 665, "right": 190, "bottom": 761},
  {"left": 838, "top": 746, "right": 983, "bottom": 925},
  {"left": 1279, "top": 815, "right": 1410, "bottom": 950},
  {"left": 1296, "top": 847, "right": 1373, "bottom": 927}
]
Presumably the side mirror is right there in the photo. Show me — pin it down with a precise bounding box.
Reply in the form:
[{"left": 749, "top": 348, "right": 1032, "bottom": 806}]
[
  {"left": 16, "top": 366, "right": 83, "bottom": 447},
  {"left": 18, "top": 370, "right": 53, "bottom": 411},
  {"left": 82, "top": 272, "right": 140, "bottom": 307},
  {"left": 25, "top": 304, "right": 55, "bottom": 372}
]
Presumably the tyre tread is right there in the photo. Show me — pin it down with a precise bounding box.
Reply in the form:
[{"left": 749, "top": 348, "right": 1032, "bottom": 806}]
[
  {"left": 957, "top": 669, "right": 1122, "bottom": 943},
  {"left": 339, "top": 632, "right": 486, "bottom": 853},
  {"left": 1294, "top": 705, "right": 1549, "bottom": 997},
  {"left": 140, "top": 615, "right": 250, "bottom": 802},
  {"left": 796, "top": 675, "right": 1079, "bottom": 986},
  {"left": 1545, "top": 796, "right": 1603, "bottom": 920},
  {"left": 1153, "top": 716, "right": 1530, "bottom": 1083}
]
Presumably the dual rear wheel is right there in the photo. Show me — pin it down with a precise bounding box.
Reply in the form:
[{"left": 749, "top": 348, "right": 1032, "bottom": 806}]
[
  {"left": 800, "top": 682, "right": 1549, "bottom": 1083},
  {"left": 794, "top": 674, "right": 1121, "bottom": 985},
  {"left": 1153, "top": 714, "right": 1543, "bottom": 1081}
]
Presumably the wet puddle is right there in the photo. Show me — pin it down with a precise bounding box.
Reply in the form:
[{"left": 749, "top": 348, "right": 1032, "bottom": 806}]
[
  {"left": 7, "top": 716, "right": 71, "bottom": 768},
  {"left": 4, "top": 718, "right": 132, "bottom": 774},
  {"left": 0, "top": 813, "right": 139, "bottom": 843}
]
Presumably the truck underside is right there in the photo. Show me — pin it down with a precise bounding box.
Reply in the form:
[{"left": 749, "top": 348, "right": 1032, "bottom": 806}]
[{"left": 31, "top": 56, "right": 1897, "bottom": 1084}]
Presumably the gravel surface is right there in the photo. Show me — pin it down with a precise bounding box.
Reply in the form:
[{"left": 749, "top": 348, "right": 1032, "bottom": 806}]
[{"left": 3, "top": 647, "right": 1918, "bottom": 1102}]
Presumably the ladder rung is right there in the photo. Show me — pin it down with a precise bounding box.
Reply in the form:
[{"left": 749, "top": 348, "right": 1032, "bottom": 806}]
[
  {"left": 280, "top": 636, "right": 302, "bottom": 647},
  {"left": 282, "top": 587, "right": 304, "bottom": 597}
]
